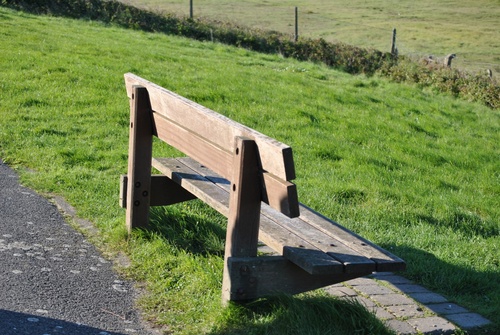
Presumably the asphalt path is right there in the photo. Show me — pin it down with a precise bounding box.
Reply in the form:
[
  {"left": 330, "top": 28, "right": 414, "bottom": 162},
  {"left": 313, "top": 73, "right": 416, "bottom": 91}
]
[{"left": 0, "top": 159, "right": 157, "bottom": 335}]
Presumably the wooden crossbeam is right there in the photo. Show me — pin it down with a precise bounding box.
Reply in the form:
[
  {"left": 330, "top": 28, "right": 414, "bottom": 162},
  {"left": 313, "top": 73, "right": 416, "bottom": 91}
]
[
  {"left": 226, "top": 257, "right": 373, "bottom": 301},
  {"left": 120, "top": 175, "right": 196, "bottom": 208}
]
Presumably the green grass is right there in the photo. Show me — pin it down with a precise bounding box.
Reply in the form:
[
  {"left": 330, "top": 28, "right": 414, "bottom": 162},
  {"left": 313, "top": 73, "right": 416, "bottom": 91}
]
[
  {"left": 122, "top": 0, "right": 500, "bottom": 79},
  {"left": 0, "top": 7, "right": 498, "bottom": 334}
]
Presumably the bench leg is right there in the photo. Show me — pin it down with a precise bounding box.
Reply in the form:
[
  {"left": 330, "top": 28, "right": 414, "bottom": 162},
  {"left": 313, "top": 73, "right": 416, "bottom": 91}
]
[
  {"left": 126, "top": 86, "right": 153, "bottom": 233},
  {"left": 222, "top": 137, "right": 262, "bottom": 303}
]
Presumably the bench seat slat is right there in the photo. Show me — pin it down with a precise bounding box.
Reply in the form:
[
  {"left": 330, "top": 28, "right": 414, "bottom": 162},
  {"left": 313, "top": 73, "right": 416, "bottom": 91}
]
[
  {"left": 152, "top": 158, "right": 231, "bottom": 217},
  {"left": 298, "top": 205, "right": 406, "bottom": 272},
  {"left": 259, "top": 205, "right": 376, "bottom": 274},
  {"left": 283, "top": 247, "right": 345, "bottom": 275},
  {"left": 178, "top": 157, "right": 382, "bottom": 273},
  {"left": 159, "top": 157, "right": 405, "bottom": 272},
  {"left": 178, "top": 157, "right": 403, "bottom": 272},
  {"left": 152, "top": 157, "right": 399, "bottom": 275}
]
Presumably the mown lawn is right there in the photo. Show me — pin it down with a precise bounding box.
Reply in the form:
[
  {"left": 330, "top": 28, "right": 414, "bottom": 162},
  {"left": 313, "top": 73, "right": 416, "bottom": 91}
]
[{"left": 0, "top": 6, "right": 498, "bottom": 334}]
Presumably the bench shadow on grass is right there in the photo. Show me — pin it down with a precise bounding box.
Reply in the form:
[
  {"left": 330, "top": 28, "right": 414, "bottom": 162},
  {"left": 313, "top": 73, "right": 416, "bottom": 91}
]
[
  {"left": 148, "top": 204, "right": 498, "bottom": 333},
  {"left": 209, "top": 294, "right": 393, "bottom": 335},
  {"left": 148, "top": 203, "right": 227, "bottom": 256},
  {"left": 147, "top": 205, "right": 394, "bottom": 335}
]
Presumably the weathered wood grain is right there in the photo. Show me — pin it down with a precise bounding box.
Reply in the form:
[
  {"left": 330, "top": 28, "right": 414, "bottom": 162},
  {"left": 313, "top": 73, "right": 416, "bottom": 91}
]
[
  {"left": 122, "top": 75, "right": 405, "bottom": 303},
  {"left": 125, "top": 86, "right": 153, "bottom": 232},
  {"left": 298, "top": 204, "right": 406, "bottom": 272},
  {"left": 124, "top": 73, "right": 296, "bottom": 181}
]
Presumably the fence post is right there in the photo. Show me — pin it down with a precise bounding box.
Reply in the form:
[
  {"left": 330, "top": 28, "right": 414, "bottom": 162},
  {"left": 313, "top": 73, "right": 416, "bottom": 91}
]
[
  {"left": 190, "top": 0, "right": 193, "bottom": 19},
  {"left": 295, "top": 7, "right": 299, "bottom": 42},
  {"left": 391, "top": 28, "right": 398, "bottom": 58}
]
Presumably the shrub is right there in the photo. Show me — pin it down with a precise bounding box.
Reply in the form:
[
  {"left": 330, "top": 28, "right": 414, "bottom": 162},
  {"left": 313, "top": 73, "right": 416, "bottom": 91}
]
[{"left": 380, "top": 58, "right": 500, "bottom": 109}]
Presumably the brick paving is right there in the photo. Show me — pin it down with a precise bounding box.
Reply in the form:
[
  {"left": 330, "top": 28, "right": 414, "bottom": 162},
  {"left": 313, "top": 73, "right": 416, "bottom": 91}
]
[{"left": 325, "top": 272, "right": 492, "bottom": 334}]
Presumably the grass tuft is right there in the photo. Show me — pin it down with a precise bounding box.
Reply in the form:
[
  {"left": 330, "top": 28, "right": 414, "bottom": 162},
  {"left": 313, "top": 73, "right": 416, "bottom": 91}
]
[{"left": 211, "top": 294, "right": 393, "bottom": 335}]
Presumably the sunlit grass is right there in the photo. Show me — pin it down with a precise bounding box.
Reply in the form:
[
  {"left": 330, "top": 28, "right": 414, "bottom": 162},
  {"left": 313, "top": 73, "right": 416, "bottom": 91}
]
[{"left": 0, "top": 7, "right": 498, "bottom": 334}]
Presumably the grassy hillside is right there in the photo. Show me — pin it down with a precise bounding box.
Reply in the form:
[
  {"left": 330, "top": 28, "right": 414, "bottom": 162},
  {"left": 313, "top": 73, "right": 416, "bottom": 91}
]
[
  {"left": 4, "top": 0, "right": 499, "bottom": 109},
  {"left": 0, "top": 6, "right": 498, "bottom": 334},
  {"left": 122, "top": 0, "right": 500, "bottom": 79}
]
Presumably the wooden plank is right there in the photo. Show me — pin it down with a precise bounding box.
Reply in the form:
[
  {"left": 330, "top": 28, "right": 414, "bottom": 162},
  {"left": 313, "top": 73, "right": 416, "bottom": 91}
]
[
  {"left": 152, "top": 113, "right": 299, "bottom": 218},
  {"left": 226, "top": 256, "right": 372, "bottom": 301},
  {"left": 260, "top": 205, "right": 376, "bottom": 274},
  {"left": 152, "top": 158, "right": 230, "bottom": 216},
  {"left": 152, "top": 111, "right": 232, "bottom": 180},
  {"left": 283, "top": 246, "right": 343, "bottom": 275},
  {"left": 124, "top": 73, "right": 296, "bottom": 181},
  {"left": 261, "top": 172, "right": 299, "bottom": 218},
  {"left": 258, "top": 222, "right": 345, "bottom": 275},
  {"left": 120, "top": 175, "right": 196, "bottom": 208},
  {"left": 126, "top": 86, "right": 153, "bottom": 233},
  {"left": 177, "top": 157, "right": 231, "bottom": 191},
  {"left": 298, "top": 204, "right": 406, "bottom": 272}
]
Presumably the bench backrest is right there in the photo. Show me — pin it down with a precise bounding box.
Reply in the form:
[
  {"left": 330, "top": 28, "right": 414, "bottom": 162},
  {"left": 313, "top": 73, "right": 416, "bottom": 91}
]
[{"left": 124, "top": 73, "right": 299, "bottom": 217}]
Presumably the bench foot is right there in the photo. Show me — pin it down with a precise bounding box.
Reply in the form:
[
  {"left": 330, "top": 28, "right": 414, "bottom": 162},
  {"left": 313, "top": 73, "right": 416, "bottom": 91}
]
[{"left": 223, "top": 256, "right": 372, "bottom": 303}]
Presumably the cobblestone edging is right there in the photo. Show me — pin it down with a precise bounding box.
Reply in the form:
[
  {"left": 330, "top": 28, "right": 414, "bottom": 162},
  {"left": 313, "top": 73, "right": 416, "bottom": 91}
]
[{"left": 325, "top": 273, "right": 491, "bottom": 335}]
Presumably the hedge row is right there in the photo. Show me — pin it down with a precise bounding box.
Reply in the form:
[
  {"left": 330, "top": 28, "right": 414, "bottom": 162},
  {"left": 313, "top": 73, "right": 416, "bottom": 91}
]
[{"left": 3, "top": 0, "right": 498, "bottom": 108}]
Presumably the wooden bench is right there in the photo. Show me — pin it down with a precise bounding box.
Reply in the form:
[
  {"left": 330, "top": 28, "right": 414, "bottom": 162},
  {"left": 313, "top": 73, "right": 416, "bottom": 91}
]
[{"left": 120, "top": 73, "right": 405, "bottom": 303}]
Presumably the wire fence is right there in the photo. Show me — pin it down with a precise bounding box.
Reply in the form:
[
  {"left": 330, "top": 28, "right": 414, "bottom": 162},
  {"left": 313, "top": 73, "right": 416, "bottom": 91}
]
[{"left": 126, "top": 1, "right": 499, "bottom": 79}]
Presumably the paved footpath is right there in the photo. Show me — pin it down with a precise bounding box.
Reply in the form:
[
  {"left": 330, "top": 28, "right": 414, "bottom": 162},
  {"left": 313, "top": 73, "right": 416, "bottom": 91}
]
[
  {"left": 0, "top": 160, "right": 159, "bottom": 335},
  {"left": 0, "top": 159, "right": 491, "bottom": 335}
]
